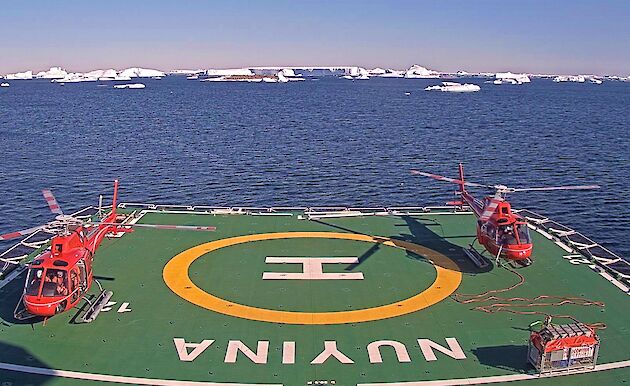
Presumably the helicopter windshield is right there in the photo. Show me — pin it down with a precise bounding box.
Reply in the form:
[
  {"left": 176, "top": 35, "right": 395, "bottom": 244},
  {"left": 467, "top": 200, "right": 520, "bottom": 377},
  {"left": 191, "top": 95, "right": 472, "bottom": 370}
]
[
  {"left": 25, "top": 268, "right": 44, "bottom": 296},
  {"left": 515, "top": 223, "right": 531, "bottom": 244},
  {"left": 498, "top": 225, "right": 518, "bottom": 245},
  {"left": 26, "top": 268, "right": 69, "bottom": 297}
]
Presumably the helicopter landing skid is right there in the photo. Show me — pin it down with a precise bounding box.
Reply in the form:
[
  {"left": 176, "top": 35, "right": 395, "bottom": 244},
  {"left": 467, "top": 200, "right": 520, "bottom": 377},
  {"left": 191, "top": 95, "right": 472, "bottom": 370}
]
[
  {"left": 13, "top": 296, "right": 37, "bottom": 321},
  {"left": 80, "top": 290, "right": 113, "bottom": 324},
  {"left": 462, "top": 246, "right": 490, "bottom": 269}
]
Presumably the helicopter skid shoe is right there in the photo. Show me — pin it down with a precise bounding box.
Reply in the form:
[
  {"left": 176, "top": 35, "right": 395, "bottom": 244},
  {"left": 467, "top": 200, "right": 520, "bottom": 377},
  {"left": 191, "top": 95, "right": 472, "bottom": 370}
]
[
  {"left": 80, "top": 290, "right": 113, "bottom": 323},
  {"left": 462, "top": 246, "right": 490, "bottom": 269},
  {"left": 510, "top": 258, "right": 533, "bottom": 269}
]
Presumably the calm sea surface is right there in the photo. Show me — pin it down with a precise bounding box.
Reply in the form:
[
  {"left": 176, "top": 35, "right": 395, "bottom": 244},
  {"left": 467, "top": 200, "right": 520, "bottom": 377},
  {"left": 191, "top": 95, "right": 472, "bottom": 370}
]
[{"left": 1, "top": 77, "right": 629, "bottom": 258}]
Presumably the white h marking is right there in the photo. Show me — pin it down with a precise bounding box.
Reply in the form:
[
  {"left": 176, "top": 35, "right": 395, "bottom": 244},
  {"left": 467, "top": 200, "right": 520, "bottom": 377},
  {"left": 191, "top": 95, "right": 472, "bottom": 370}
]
[{"left": 262, "top": 257, "right": 364, "bottom": 280}]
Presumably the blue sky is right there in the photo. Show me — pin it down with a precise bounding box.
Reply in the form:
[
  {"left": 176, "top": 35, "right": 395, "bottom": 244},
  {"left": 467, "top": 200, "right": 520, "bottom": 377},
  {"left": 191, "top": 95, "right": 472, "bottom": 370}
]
[{"left": 1, "top": 0, "right": 629, "bottom": 75}]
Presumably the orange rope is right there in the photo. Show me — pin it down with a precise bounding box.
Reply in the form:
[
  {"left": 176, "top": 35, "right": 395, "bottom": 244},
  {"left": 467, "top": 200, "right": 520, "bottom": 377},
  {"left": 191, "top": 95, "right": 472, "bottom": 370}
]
[{"left": 451, "top": 261, "right": 607, "bottom": 330}]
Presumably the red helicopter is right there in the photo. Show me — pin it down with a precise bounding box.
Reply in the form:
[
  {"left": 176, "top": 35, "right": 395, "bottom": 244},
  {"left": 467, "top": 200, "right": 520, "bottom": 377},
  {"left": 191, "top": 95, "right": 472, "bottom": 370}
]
[
  {"left": 411, "top": 164, "right": 599, "bottom": 266},
  {"left": 0, "top": 180, "right": 216, "bottom": 321}
]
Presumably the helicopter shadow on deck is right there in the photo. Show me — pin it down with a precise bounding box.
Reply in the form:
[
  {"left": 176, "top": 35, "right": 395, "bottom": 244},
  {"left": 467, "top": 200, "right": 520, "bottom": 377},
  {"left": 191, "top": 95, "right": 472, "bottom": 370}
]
[
  {"left": 312, "top": 216, "right": 493, "bottom": 275},
  {"left": 0, "top": 270, "right": 45, "bottom": 325},
  {"left": 391, "top": 215, "right": 494, "bottom": 275},
  {"left": 0, "top": 342, "right": 54, "bottom": 385}
]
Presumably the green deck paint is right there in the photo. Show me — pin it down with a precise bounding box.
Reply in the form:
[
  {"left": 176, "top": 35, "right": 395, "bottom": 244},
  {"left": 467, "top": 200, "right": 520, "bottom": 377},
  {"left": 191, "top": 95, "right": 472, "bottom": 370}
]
[{"left": 1, "top": 211, "right": 628, "bottom": 385}]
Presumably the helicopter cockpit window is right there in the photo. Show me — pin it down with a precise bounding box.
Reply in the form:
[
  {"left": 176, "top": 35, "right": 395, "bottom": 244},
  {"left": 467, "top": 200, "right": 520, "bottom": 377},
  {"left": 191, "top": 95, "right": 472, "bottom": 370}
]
[
  {"left": 25, "top": 268, "right": 44, "bottom": 296},
  {"left": 41, "top": 269, "right": 69, "bottom": 297},
  {"left": 516, "top": 223, "right": 531, "bottom": 244},
  {"left": 499, "top": 225, "right": 518, "bottom": 245}
]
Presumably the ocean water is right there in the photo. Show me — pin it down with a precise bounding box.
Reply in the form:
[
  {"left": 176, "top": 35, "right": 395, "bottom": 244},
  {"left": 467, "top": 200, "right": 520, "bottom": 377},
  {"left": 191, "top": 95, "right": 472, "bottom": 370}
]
[{"left": 1, "top": 77, "right": 628, "bottom": 258}]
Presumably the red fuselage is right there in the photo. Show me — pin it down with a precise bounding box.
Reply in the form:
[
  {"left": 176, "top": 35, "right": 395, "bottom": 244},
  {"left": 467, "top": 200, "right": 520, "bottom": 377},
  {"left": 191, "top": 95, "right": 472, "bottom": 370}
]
[{"left": 22, "top": 211, "right": 118, "bottom": 317}]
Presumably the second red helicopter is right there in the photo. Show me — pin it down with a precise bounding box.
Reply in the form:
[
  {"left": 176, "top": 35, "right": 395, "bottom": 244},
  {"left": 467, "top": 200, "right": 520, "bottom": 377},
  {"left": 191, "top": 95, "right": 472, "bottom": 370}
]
[{"left": 411, "top": 164, "right": 599, "bottom": 266}]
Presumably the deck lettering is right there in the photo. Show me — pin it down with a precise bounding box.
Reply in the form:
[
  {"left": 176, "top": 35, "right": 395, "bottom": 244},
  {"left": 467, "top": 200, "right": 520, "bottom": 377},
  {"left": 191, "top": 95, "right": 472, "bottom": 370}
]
[
  {"left": 311, "top": 341, "right": 355, "bottom": 364},
  {"left": 173, "top": 338, "right": 214, "bottom": 362},
  {"left": 367, "top": 340, "right": 411, "bottom": 363},
  {"left": 417, "top": 338, "right": 466, "bottom": 361},
  {"left": 225, "top": 340, "right": 269, "bottom": 364}
]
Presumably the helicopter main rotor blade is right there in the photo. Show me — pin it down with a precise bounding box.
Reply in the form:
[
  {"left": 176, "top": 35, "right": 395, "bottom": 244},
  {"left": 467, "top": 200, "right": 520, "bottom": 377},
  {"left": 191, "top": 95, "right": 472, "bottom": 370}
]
[
  {"left": 510, "top": 185, "right": 600, "bottom": 192},
  {"left": 410, "top": 170, "right": 492, "bottom": 188},
  {"left": 0, "top": 225, "right": 46, "bottom": 241},
  {"left": 92, "top": 222, "right": 216, "bottom": 231},
  {"left": 42, "top": 189, "right": 64, "bottom": 215}
]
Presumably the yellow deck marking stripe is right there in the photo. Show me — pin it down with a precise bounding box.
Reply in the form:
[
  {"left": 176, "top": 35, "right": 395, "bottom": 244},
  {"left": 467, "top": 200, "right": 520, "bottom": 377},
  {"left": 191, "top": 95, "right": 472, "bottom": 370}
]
[{"left": 163, "top": 232, "right": 462, "bottom": 325}]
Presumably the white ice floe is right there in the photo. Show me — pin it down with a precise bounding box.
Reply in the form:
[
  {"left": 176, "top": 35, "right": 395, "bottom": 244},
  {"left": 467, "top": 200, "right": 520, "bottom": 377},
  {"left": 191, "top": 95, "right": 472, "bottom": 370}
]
[
  {"left": 5, "top": 70, "right": 33, "bottom": 80},
  {"left": 0, "top": 82, "right": 9, "bottom": 87},
  {"left": 119, "top": 67, "right": 165, "bottom": 78},
  {"left": 341, "top": 75, "right": 354, "bottom": 80},
  {"left": 404, "top": 64, "right": 439, "bottom": 79},
  {"left": 186, "top": 75, "right": 199, "bottom": 80},
  {"left": 553, "top": 75, "right": 602, "bottom": 84},
  {"left": 495, "top": 72, "right": 531, "bottom": 84},
  {"left": 35, "top": 67, "right": 68, "bottom": 79},
  {"left": 113, "top": 83, "right": 146, "bottom": 89},
  {"left": 425, "top": 82, "right": 480, "bottom": 92}
]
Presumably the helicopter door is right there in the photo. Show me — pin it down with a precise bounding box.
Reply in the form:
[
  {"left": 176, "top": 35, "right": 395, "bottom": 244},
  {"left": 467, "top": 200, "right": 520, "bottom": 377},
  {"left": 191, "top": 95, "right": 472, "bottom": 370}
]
[
  {"left": 69, "top": 267, "right": 81, "bottom": 302},
  {"left": 76, "top": 260, "right": 88, "bottom": 291}
]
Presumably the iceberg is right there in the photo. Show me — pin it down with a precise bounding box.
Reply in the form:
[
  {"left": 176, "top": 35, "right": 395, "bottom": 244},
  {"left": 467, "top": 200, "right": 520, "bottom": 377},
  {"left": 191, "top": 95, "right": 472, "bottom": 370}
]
[
  {"left": 113, "top": 83, "right": 145, "bottom": 89},
  {"left": 5, "top": 70, "right": 33, "bottom": 80},
  {"left": 206, "top": 68, "right": 254, "bottom": 77},
  {"left": 424, "top": 82, "right": 480, "bottom": 92},
  {"left": 380, "top": 69, "right": 405, "bottom": 78},
  {"left": 404, "top": 64, "right": 439, "bottom": 79},
  {"left": 277, "top": 72, "right": 289, "bottom": 83},
  {"left": 168, "top": 69, "right": 203, "bottom": 75},
  {"left": 98, "top": 69, "right": 118, "bottom": 81},
  {"left": 280, "top": 68, "right": 296, "bottom": 77},
  {"left": 368, "top": 68, "right": 386, "bottom": 76},
  {"left": 495, "top": 72, "right": 531, "bottom": 84},
  {"left": 52, "top": 72, "right": 97, "bottom": 83},
  {"left": 553, "top": 75, "right": 602, "bottom": 84},
  {"left": 0, "top": 82, "right": 9, "bottom": 87},
  {"left": 35, "top": 67, "right": 68, "bottom": 79},
  {"left": 119, "top": 67, "right": 165, "bottom": 78}
]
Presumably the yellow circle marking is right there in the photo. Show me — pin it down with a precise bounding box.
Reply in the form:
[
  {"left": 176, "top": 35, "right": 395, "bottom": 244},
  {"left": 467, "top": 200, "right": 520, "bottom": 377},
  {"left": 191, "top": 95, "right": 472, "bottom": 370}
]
[{"left": 163, "top": 232, "right": 462, "bottom": 325}]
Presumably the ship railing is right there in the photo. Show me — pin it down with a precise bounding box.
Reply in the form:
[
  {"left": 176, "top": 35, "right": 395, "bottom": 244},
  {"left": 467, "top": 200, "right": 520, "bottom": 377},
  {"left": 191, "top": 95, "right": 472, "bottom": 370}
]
[
  {"left": 516, "top": 208, "right": 629, "bottom": 288},
  {"left": 116, "top": 203, "right": 469, "bottom": 218}
]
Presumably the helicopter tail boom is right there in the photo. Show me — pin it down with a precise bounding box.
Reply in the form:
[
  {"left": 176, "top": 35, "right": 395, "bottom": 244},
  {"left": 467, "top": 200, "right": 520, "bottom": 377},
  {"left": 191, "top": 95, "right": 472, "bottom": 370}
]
[{"left": 112, "top": 179, "right": 119, "bottom": 215}]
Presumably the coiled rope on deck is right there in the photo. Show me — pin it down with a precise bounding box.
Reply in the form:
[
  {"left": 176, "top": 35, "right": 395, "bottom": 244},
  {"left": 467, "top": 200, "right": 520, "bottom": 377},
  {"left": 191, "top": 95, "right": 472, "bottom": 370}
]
[{"left": 451, "top": 260, "right": 607, "bottom": 330}]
